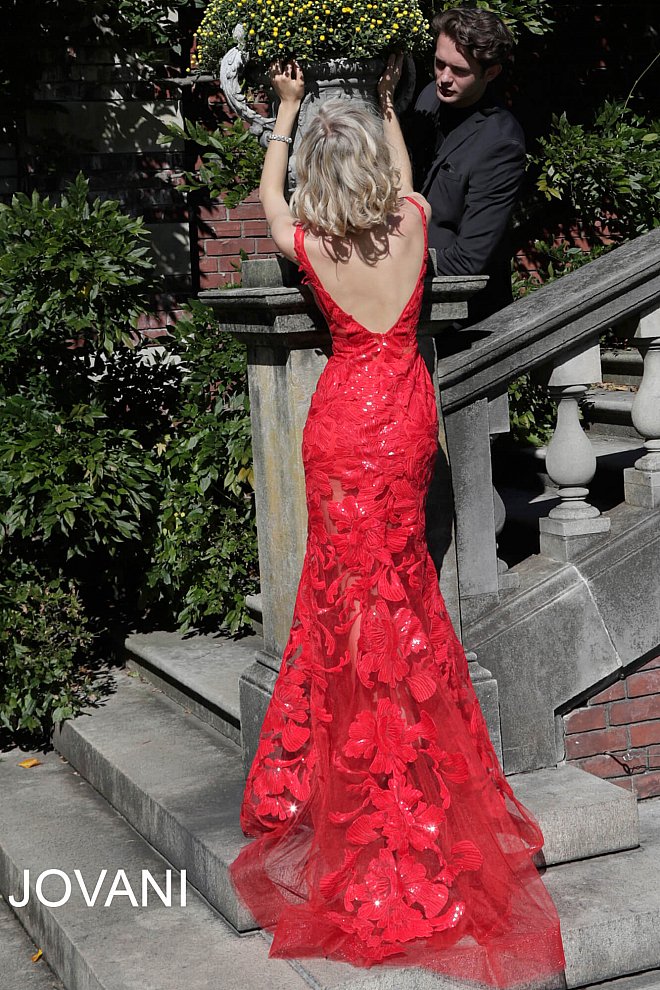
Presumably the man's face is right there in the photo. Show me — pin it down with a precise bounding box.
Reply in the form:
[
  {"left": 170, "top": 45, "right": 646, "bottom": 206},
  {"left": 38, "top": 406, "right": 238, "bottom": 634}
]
[{"left": 434, "top": 32, "right": 501, "bottom": 108}]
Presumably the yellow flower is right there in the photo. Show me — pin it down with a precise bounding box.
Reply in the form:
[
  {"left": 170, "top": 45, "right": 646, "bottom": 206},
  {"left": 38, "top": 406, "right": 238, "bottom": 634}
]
[{"left": 320, "top": 33, "right": 325, "bottom": 39}]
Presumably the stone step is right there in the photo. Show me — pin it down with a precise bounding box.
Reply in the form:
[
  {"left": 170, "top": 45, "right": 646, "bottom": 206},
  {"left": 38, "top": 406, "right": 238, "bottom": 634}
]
[
  {"left": 508, "top": 764, "right": 638, "bottom": 866},
  {"left": 583, "top": 387, "right": 642, "bottom": 440},
  {"left": 0, "top": 749, "right": 308, "bottom": 990},
  {"left": 1, "top": 740, "right": 658, "bottom": 990},
  {"left": 544, "top": 798, "right": 660, "bottom": 989},
  {"left": 53, "top": 669, "right": 254, "bottom": 933},
  {"left": 583, "top": 973, "right": 660, "bottom": 990},
  {"left": 0, "top": 893, "right": 64, "bottom": 989},
  {"left": 124, "top": 630, "right": 260, "bottom": 746},
  {"left": 53, "top": 670, "right": 637, "bottom": 928},
  {"left": 601, "top": 348, "right": 643, "bottom": 388}
]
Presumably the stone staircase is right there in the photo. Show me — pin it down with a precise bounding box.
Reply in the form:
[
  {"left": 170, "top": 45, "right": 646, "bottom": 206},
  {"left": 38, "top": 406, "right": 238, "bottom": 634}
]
[{"left": 2, "top": 633, "right": 660, "bottom": 990}]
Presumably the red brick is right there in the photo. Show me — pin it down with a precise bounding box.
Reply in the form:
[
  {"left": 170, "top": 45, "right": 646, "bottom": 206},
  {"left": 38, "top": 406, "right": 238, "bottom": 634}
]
[
  {"left": 197, "top": 204, "right": 227, "bottom": 221},
  {"left": 217, "top": 257, "right": 242, "bottom": 272},
  {"left": 198, "top": 257, "right": 219, "bottom": 273},
  {"left": 571, "top": 753, "right": 628, "bottom": 779},
  {"left": 242, "top": 219, "right": 270, "bottom": 236},
  {"left": 564, "top": 707, "right": 607, "bottom": 734},
  {"left": 588, "top": 681, "right": 625, "bottom": 705},
  {"left": 611, "top": 777, "right": 634, "bottom": 792},
  {"left": 649, "top": 745, "right": 660, "bottom": 769},
  {"left": 630, "top": 720, "right": 660, "bottom": 747},
  {"left": 227, "top": 202, "right": 265, "bottom": 221},
  {"left": 565, "top": 726, "right": 628, "bottom": 760},
  {"left": 609, "top": 696, "right": 660, "bottom": 725},
  {"left": 634, "top": 770, "right": 660, "bottom": 800},
  {"left": 627, "top": 669, "right": 660, "bottom": 697},
  {"left": 639, "top": 655, "right": 660, "bottom": 671},
  {"left": 253, "top": 237, "right": 278, "bottom": 253},
  {"left": 200, "top": 221, "right": 242, "bottom": 237},
  {"left": 200, "top": 271, "right": 239, "bottom": 289},
  {"left": 205, "top": 237, "right": 255, "bottom": 256}
]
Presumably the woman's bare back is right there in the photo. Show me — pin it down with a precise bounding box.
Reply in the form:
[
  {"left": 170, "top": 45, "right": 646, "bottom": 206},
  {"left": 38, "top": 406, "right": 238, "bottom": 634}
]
[{"left": 301, "top": 196, "right": 428, "bottom": 335}]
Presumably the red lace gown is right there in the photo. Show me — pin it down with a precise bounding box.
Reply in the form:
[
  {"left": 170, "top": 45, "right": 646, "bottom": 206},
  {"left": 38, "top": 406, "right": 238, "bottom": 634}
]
[{"left": 230, "top": 197, "right": 566, "bottom": 988}]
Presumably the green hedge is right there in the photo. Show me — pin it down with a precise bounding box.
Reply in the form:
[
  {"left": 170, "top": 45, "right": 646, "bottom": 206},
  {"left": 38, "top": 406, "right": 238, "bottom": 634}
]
[{"left": 0, "top": 176, "right": 257, "bottom": 744}]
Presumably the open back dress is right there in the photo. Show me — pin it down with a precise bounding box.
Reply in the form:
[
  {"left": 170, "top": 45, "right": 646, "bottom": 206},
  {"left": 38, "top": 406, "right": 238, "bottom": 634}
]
[{"left": 229, "top": 196, "right": 566, "bottom": 989}]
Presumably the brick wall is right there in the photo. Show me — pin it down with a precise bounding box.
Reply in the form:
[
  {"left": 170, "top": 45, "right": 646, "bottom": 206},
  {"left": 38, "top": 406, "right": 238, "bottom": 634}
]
[
  {"left": 564, "top": 653, "right": 660, "bottom": 799},
  {"left": 196, "top": 190, "right": 274, "bottom": 290}
]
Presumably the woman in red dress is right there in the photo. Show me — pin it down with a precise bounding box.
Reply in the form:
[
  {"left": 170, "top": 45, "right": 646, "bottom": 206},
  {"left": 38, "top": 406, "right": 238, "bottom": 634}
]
[{"left": 229, "top": 55, "right": 566, "bottom": 989}]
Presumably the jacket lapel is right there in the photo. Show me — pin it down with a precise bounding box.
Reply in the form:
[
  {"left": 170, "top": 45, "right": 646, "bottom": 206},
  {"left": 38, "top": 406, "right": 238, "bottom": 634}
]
[{"left": 421, "top": 109, "right": 489, "bottom": 197}]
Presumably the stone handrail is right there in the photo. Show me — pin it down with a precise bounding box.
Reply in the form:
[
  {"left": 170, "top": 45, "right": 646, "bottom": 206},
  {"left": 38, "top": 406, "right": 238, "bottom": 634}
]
[{"left": 437, "top": 226, "right": 660, "bottom": 413}]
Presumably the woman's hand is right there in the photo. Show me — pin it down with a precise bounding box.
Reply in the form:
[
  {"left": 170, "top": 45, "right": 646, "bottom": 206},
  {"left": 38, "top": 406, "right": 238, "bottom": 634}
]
[
  {"left": 269, "top": 59, "right": 305, "bottom": 104},
  {"left": 378, "top": 53, "right": 404, "bottom": 105}
]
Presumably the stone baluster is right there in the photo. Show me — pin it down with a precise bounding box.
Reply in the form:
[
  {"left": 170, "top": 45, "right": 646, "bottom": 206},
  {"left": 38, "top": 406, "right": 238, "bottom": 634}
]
[
  {"left": 538, "top": 340, "right": 611, "bottom": 562},
  {"left": 624, "top": 307, "right": 660, "bottom": 509}
]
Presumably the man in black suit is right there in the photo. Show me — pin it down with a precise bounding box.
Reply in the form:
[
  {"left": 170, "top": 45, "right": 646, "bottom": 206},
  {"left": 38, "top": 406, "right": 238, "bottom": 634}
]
[{"left": 409, "top": 7, "right": 525, "bottom": 323}]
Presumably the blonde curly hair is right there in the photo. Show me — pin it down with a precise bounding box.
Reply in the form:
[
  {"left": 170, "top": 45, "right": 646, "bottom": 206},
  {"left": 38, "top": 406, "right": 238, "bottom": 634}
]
[{"left": 290, "top": 98, "right": 401, "bottom": 237}]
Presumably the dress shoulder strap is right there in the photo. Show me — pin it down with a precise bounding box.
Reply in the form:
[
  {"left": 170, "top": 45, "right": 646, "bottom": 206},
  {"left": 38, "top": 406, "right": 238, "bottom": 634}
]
[
  {"left": 403, "top": 194, "right": 426, "bottom": 221},
  {"left": 293, "top": 222, "right": 306, "bottom": 266}
]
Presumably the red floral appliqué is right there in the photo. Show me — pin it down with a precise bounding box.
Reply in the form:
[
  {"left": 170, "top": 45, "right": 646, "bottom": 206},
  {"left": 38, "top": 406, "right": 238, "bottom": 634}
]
[{"left": 230, "top": 198, "right": 566, "bottom": 987}]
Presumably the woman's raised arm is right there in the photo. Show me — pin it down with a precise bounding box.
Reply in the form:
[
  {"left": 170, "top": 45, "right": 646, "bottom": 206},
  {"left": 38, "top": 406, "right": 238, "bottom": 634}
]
[
  {"left": 258, "top": 60, "right": 305, "bottom": 262},
  {"left": 378, "top": 54, "right": 418, "bottom": 202}
]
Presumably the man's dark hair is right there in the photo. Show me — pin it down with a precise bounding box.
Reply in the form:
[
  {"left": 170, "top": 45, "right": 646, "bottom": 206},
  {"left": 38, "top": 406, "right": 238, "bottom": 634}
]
[{"left": 431, "top": 7, "right": 515, "bottom": 68}]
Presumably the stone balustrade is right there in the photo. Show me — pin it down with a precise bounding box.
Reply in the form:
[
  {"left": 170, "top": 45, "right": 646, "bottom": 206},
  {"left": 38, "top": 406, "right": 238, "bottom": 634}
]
[{"left": 434, "top": 226, "right": 660, "bottom": 623}]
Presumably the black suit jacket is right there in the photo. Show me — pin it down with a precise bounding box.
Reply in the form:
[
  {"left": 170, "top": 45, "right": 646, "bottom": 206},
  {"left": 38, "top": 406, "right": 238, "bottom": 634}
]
[{"left": 409, "top": 82, "right": 526, "bottom": 322}]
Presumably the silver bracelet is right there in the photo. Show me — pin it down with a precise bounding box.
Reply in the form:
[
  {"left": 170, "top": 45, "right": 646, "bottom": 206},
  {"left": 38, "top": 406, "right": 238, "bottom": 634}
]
[{"left": 269, "top": 133, "right": 293, "bottom": 144}]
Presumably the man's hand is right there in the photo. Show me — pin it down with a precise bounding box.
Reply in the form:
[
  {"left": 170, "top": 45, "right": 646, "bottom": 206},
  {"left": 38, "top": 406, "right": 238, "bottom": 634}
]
[
  {"left": 378, "top": 53, "right": 404, "bottom": 106},
  {"left": 269, "top": 59, "right": 305, "bottom": 104}
]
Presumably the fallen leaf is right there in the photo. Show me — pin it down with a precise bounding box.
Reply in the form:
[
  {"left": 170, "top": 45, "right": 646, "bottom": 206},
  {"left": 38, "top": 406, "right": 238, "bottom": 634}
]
[
  {"left": 32, "top": 949, "right": 43, "bottom": 962},
  {"left": 18, "top": 758, "right": 42, "bottom": 769}
]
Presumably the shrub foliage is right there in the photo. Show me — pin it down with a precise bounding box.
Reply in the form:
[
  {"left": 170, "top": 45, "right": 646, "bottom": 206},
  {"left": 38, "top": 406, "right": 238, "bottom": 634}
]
[{"left": 0, "top": 177, "right": 257, "bottom": 743}]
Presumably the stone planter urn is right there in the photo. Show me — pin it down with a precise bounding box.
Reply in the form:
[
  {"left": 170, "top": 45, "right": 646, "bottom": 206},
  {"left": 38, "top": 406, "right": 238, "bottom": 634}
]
[{"left": 219, "top": 25, "right": 416, "bottom": 187}]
